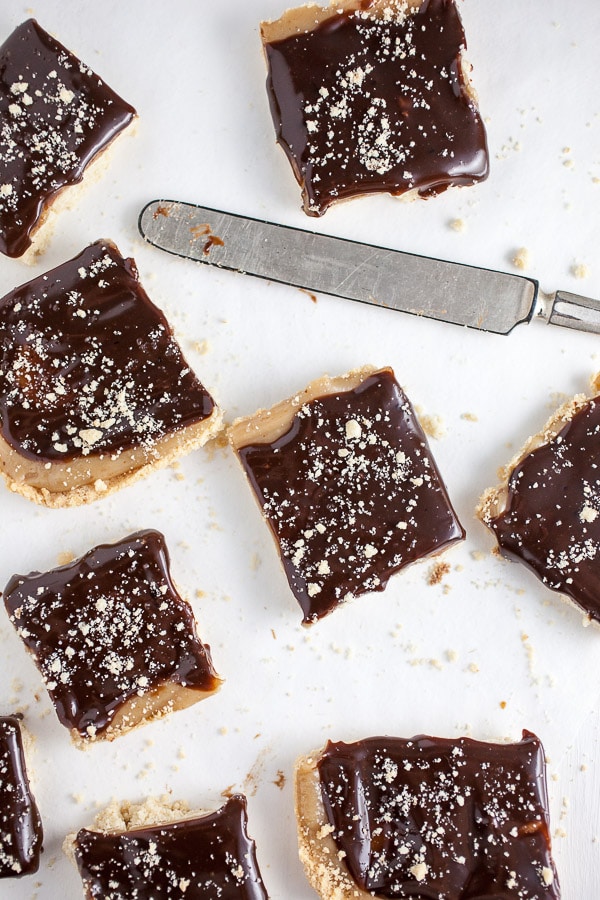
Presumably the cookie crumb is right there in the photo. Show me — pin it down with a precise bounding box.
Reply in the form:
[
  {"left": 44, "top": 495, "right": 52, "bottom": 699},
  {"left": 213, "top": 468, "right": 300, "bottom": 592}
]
[
  {"left": 417, "top": 411, "right": 446, "bottom": 439},
  {"left": 428, "top": 560, "right": 451, "bottom": 586},
  {"left": 512, "top": 247, "right": 530, "bottom": 270},
  {"left": 409, "top": 862, "right": 428, "bottom": 882},
  {"left": 570, "top": 262, "right": 589, "bottom": 279},
  {"left": 56, "top": 551, "right": 75, "bottom": 566}
]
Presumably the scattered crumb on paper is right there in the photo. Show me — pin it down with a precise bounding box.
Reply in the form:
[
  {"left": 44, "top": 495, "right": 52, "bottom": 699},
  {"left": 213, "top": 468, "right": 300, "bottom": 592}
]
[
  {"left": 511, "top": 247, "right": 530, "bottom": 270},
  {"left": 428, "top": 560, "right": 451, "bottom": 586}
]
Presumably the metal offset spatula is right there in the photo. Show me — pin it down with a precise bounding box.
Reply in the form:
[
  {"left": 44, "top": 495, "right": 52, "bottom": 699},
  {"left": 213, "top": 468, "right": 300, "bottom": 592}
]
[{"left": 138, "top": 200, "right": 600, "bottom": 336}]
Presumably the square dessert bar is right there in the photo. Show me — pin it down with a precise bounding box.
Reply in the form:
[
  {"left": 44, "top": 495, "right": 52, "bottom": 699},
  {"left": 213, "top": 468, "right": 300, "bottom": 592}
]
[
  {"left": 296, "top": 733, "right": 560, "bottom": 899},
  {"left": 0, "top": 716, "right": 43, "bottom": 878},
  {"left": 68, "top": 794, "right": 269, "bottom": 899},
  {"left": 0, "top": 19, "right": 136, "bottom": 260},
  {"left": 0, "top": 240, "right": 222, "bottom": 506},
  {"left": 478, "top": 378, "right": 600, "bottom": 625},
  {"left": 229, "top": 366, "right": 464, "bottom": 623},
  {"left": 261, "top": 0, "right": 488, "bottom": 215},
  {"left": 3, "top": 530, "right": 222, "bottom": 746}
]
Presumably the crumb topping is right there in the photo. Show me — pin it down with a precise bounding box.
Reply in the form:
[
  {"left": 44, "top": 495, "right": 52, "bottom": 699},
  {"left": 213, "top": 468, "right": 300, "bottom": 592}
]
[
  {"left": 3, "top": 530, "right": 220, "bottom": 739},
  {"left": 0, "top": 241, "right": 216, "bottom": 463},
  {"left": 0, "top": 19, "right": 135, "bottom": 257},
  {"left": 485, "top": 398, "right": 600, "bottom": 623},
  {"left": 317, "top": 733, "right": 560, "bottom": 898},
  {"left": 238, "top": 370, "right": 463, "bottom": 623},
  {"left": 264, "top": 0, "right": 488, "bottom": 214}
]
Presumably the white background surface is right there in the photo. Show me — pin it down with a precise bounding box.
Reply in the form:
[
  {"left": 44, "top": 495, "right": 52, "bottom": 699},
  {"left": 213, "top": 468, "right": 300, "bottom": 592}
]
[{"left": 1, "top": 1, "right": 600, "bottom": 896}]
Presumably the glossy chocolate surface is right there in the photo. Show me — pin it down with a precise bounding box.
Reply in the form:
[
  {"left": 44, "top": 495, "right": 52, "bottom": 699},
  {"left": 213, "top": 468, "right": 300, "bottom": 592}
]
[
  {"left": 318, "top": 733, "right": 560, "bottom": 898},
  {"left": 264, "top": 0, "right": 488, "bottom": 215},
  {"left": 0, "top": 715, "right": 43, "bottom": 878},
  {"left": 488, "top": 399, "right": 600, "bottom": 623},
  {"left": 0, "top": 241, "right": 216, "bottom": 462},
  {"left": 0, "top": 19, "right": 135, "bottom": 257},
  {"left": 75, "top": 795, "right": 269, "bottom": 899},
  {"left": 238, "top": 369, "right": 464, "bottom": 623},
  {"left": 4, "top": 530, "right": 220, "bottom": 740}
]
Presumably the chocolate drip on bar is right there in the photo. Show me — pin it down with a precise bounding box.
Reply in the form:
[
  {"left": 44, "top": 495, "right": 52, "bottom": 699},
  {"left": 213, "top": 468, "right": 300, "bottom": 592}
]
[
  {"left": 4, "top": 530, "right": 220, "bottom": 739},
  {"left": 0, "top": 716, "right": 43, "bottom": 878},
  {"left": 0, "top": 19, "right": 135, "bottom": 257},
  {"left": 264, "top": 0, "right": 488, "bottom": 215},
  {"left": 488, "top": 398, "right": 600, "bottom": 623},
  {"left": 317, "top": 734, "right": 560, "bottom": 898},
  {"left": 75, "top": 795, "right": 269, "bottom": 899},
  {"left": 238, "top": 369, "right": 463, "bottom": 623},
  {"left": 0, "top": 241, "right": 216, "bottom": 462}
]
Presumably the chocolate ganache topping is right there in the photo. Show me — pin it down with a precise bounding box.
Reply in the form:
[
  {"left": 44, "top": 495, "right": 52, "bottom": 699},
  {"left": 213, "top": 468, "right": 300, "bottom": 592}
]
[
  {"left": 0, "top": 19, "right": 136, "bottom": 257},
  {"left": 0, "top": 241, "right": 216, "bottom": 463},
  {"left": 487, "top": 397, "right": 600, "bottom": 624},
  {"left": 4, "top": 530, "right": 221, "bottom": 740},
  {"left": 238, "top": 369, "right": 464, "bottom": 623},
  {"left": 75, "top": 795, "right": 269, "bottom": 899},
  {"left": 317, "top": 734, "right": 560, "bottom": 898},
  {"left": 264, "top": 0, "right": 488, "bottom": 215},
  {"left": 0, "top": 716, "right": 43, "bottom": 879}
]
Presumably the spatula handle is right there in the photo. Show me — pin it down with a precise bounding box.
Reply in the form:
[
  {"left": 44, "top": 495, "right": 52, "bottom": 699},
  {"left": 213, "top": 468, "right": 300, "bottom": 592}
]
[{"left": 544, "top": 290, "right": 600, "bottom": 334}]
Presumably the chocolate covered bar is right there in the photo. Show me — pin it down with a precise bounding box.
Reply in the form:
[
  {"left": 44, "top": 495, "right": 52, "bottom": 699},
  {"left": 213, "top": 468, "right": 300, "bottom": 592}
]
[
  {"left": 261, "top": 0, "right": 488, "bottom": 215},
  {"left": 230, "top": 366, "right": 464, "bottom": 623},
  {"left": 68, "top": 794, "right": 268, "bottom": 899},
  {"left": 478, "top": 378, "right": 600, "bottom": 624},
  {"left": 4, "top": 530, "right": 222, "bottom": 746},
  {"left": 296, "top": 733, "right": 560, "bottom": 898},
  {"left": 0, "top": 19, "right": 136, "bottom": 259},
  {"left": 0, "top": 715, "right": 43, "bottom": 878},
  {"left": 0, "top": 240, "right": 222, "bottom": 506}
]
